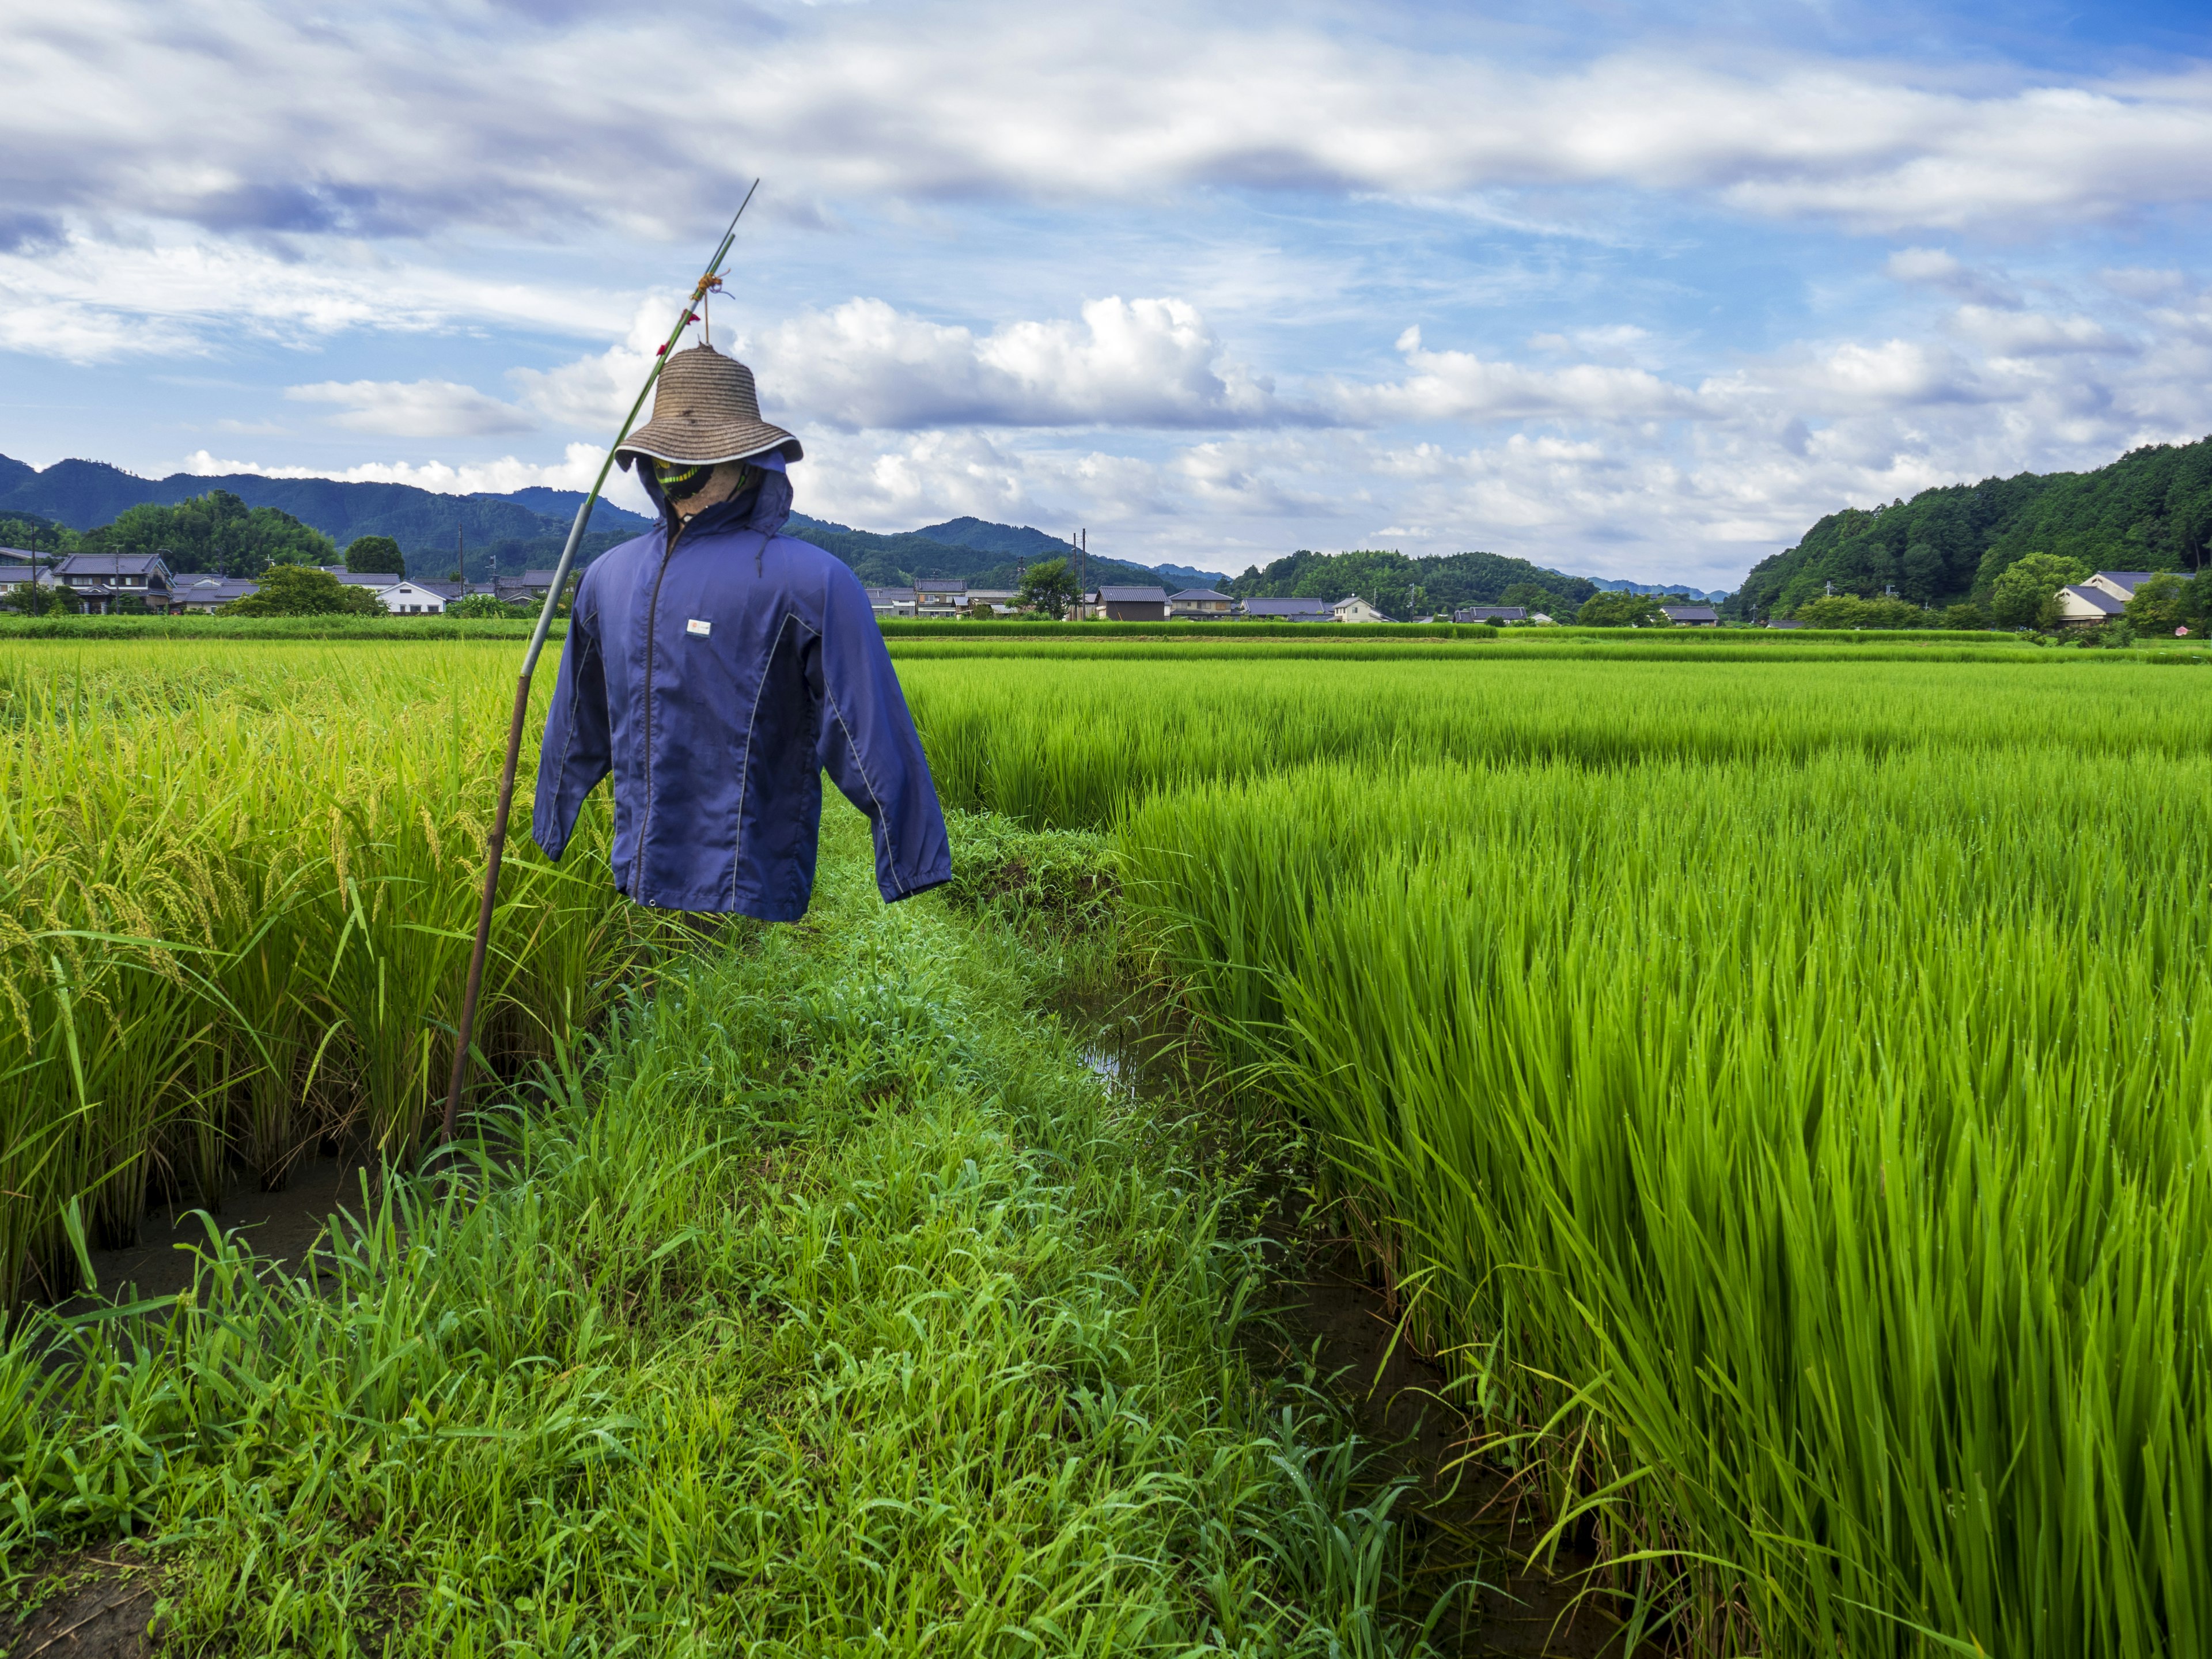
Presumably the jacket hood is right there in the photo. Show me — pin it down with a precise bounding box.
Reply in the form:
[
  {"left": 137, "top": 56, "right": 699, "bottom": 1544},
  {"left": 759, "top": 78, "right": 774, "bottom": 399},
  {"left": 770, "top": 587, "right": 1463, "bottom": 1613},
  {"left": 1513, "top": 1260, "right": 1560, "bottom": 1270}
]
[{"left": 638, "top": 452, "right": 795, "bottom": 540}]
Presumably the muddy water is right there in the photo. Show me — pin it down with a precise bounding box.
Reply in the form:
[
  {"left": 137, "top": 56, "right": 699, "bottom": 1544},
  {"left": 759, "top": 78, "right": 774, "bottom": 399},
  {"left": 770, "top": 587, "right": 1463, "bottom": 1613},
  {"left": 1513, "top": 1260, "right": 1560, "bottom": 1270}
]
[{"left": 74, "top": 1157, "right": 384, "bottom": 1309}]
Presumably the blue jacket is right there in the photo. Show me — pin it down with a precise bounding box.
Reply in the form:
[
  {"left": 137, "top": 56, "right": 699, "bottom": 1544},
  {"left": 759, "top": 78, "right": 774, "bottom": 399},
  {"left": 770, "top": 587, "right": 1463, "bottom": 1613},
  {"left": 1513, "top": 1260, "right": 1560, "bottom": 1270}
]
[{"left": 532, "top": 460, "right": 951, "bottom": 919}]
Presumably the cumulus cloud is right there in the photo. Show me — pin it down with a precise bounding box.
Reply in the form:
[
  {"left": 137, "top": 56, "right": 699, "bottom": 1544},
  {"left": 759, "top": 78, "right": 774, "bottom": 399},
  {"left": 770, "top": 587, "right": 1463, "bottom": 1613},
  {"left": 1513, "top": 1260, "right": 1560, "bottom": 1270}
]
[
  {"left": 180, "top": 443, "right": 653, "bottom": 512},
  {"left": 753, "top": 296, "right": 1291, "bottom": 430},
  {"left": 286, "top": 378, "right": 536, "bottom": 437}
]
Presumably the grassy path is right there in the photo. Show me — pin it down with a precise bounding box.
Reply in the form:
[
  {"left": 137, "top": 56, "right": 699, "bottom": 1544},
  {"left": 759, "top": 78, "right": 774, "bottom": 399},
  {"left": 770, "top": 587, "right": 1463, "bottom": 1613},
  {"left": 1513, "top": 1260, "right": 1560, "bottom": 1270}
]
[{"left": 3, "top": 805, "right": 1430, "bottom": 1656}]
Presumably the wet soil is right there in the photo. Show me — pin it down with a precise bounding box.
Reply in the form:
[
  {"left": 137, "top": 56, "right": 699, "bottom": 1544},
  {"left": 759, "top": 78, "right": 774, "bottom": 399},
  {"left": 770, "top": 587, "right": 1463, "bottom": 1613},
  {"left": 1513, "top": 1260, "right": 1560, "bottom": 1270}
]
[{"left": 2, "top": 1548, "right": 161, "bottom": 1659}]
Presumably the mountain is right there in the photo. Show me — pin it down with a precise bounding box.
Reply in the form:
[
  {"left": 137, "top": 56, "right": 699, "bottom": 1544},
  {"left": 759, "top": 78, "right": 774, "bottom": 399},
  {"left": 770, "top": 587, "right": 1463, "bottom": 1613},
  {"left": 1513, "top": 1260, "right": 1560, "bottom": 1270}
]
[
  {"left": 1729, "top": 435, "right": 2212, "bottom": 619},
  {"left": 1584, "top": 576, "right": 1732, "bottom": 603},
  {"left": 0, "top": 454, "right": 655, "bottom": 580},
  {"left": 1228, "top": 548, "right": 1613, "bottom": 619},
  {"left": 783, "top": 512, "right": 1202, "bottom": 592}
]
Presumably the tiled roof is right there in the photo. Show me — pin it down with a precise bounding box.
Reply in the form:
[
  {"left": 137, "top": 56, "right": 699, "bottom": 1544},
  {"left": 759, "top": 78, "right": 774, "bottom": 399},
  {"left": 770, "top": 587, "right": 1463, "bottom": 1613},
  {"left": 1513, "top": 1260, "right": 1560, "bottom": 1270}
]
[
  {"left": 1169, "top": 589, "right": 1233, "bottom": 603},
  {"left": 1099, "top": 586, "right": 1169, "bottom": 603},
  {"left": 56, "top": 551, "right": 168, "bottom": 576},
  {"left": 1240, "top": 596, "right": 1332, "bottom": 616}
]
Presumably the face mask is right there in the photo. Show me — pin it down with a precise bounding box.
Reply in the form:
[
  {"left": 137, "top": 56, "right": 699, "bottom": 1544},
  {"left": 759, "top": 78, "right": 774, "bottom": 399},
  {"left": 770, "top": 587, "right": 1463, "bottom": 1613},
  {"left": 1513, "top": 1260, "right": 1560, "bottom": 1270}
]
[{"left": 654, "top": 460, "right": 713, "bottom": 503}]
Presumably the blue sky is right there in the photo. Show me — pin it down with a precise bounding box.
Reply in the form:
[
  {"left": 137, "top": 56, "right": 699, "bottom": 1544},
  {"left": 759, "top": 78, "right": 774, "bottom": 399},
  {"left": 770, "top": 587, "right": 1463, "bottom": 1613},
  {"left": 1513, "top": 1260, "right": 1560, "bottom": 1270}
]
[{"left": 3, "top": 1, "right": 2210, "bottom": 586}]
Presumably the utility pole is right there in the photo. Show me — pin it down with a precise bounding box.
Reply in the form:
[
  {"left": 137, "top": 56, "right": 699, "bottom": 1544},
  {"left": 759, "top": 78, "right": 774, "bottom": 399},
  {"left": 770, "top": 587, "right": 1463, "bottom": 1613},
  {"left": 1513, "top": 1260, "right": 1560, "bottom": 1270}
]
[{"left": 1080, "top": 529, "right": 1088, "bottom": 609}]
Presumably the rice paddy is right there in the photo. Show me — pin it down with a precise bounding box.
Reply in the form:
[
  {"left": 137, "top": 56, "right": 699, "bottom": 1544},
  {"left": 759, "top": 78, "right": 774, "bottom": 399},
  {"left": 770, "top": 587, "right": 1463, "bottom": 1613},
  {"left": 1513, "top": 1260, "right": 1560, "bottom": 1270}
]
[{"left": 5, "top": 635, "right": 2209, "bottom": 1654}]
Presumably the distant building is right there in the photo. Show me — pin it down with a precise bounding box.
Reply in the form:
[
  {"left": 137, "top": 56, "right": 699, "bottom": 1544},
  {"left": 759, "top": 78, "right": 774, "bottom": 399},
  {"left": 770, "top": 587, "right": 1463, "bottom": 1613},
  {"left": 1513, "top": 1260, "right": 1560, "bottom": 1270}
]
[
  {"left": 914, "top": 578, "right": 968, "bottom": 617},
  {"left": 52, "top": 551, "right": 174, "bottom": 613},
  {"left": 965, "top": 587, "right": 1020, "bottom": 615},
  {"left": 866, "top": 586, "right": 918, "bottom": 618},
  {"left": 1660, "top": 605, "right": 1720, "bottom": 627},
  {"left": 1453, "top": 605, "right": 1527, "bottom": 624},
  {"left": 373, "top": 579, "right": 454, "bottom": 615},
  {"left": 1097, "top": 585, "right": 1171, "bottom": 622},
  {"left": 1169, "top": 588, "right": 1236, "bottom": 618},
  {"left": 172, "top": 576, "right": 261, "bottom": 612},
  {"left": 1240, "top": 596, "right": 1334, "bottom": 622},
  {"left": 1332, "top": 595, "right": 1395, "bottom": 624},
  {"left": 1764, "top": 618, "right": 1805, "bottom": 630},
  {"left": 2056, "top": 571, "right": 2161, "bottom": 626}
]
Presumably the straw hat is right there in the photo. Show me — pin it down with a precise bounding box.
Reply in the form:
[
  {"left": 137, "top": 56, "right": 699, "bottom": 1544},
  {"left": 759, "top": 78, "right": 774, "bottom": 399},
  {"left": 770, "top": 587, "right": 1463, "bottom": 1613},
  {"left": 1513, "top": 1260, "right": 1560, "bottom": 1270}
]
[{"left": 615, "top": 344, "right": 802, "bottom": 472}]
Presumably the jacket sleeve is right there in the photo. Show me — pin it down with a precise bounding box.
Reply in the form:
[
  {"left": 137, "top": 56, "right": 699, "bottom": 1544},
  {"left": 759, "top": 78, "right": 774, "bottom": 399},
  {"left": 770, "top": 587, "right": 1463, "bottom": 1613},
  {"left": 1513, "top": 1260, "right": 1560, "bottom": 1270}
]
[
  {"left": 531, "top": 574, "right": 611, "bottom": 861},
  {"left": 812, "top": 562, "right": 953, "bottom": 904}
]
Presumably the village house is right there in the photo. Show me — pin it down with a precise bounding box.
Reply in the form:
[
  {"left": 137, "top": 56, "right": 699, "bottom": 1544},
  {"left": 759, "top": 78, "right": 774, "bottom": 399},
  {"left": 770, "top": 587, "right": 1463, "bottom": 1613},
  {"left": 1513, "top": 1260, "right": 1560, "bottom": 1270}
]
[
  {"left": 965, "top": 587, "right": 1020, "bottom": 615},
  {"left": 1240, "top": 596, "right": 1334, "bottom": 622},
  {"left": 1661, "top": 604, "right": 1720, "bottom": 627},
  {"left": 1169, "top": 588, "right": 1236, "bottom": 618},
  {"left": 2055, "top": 571, "right": 2159, "bottom": 626},
  {"left": 914, "top": 578, "right": 968, "bottom": 617},
  {"left": 1331, "top": 595, "right": 1395, "bottom": 624},
  {"left": 171, "top": 575, "right": 262, "bottom": 611},
  {"left": 866, "top": 586, "right": 918, "bottom": 618},
  {"left": 1453, "top": 605, "right": 1527, "bottom": 624},
  {"left": 51, "top": 551, "right": 175, "bottom": 613},
  {"left": 1096, "top": 585, "right": 1171, "bottom": 622}
]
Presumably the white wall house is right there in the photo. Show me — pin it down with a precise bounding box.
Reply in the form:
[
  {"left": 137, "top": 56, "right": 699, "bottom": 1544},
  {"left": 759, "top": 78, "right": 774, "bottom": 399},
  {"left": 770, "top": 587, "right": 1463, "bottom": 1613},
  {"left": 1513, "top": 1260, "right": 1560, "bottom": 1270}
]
[
  {"left": 1332, "top": 595, "right": 1394, "bottom": 624},
  {"left": 2056, "top": 571, "right": 2163, "bottom": 626},
  {"left": 374, "top": 581, "right": 450, "bottom": 615}
]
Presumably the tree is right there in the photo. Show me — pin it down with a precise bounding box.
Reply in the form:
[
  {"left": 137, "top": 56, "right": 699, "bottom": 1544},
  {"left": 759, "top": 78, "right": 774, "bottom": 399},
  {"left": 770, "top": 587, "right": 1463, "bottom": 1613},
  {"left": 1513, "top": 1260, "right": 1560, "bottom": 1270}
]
[
  {"left": 1501, "top": 581, "right": 1564, "bottom": 618},
  {"left": 0, "top": 513, "right": 78, "bottom": 555},
  {"left": 1988, "top": 552, "right": 2090, "bottom": 630},
  {"left": 2124, "top": 572, "right": 2189, "bottom": 634},
  {"left": 1575, "top": 591, "right": 1664, "bottom": 627},
  {"left": 1793, "top": 594, "right": 1926, "bottom": 629},
  {"left": 220, "top": 566, "right": 383, "bottom": 617},
  {"left": 344, "top": 535, "right": 407, "bottom": 576},
  {"left": 1938, "top": 602, "right": 1987, "bottom": 631},
  {"left": 84, "top": 490, "right": 334, "bottom": 577},
  {"left": 1016, "top": 558, "right": 1081, "bottom": 619},
  {"left": 3, "top": 580, "right": 70, "bottom": 615}
]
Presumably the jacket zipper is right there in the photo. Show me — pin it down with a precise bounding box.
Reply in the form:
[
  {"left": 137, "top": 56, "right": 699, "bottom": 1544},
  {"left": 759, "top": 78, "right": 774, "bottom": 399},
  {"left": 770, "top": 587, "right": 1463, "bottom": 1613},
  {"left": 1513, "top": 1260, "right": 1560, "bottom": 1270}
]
[{"left": 631, "top": 518, "right": 685, "bottom": 893}]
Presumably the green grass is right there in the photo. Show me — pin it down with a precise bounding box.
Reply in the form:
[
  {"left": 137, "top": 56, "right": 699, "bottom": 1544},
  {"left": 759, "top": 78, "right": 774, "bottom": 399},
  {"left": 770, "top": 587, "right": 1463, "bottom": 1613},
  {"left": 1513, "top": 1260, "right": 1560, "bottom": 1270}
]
[
  {"left": 3, "top": 806, "right": 1442, "bottom": 1655},
  {"left": 0, "top": 615, "right": 555, "bottom": 641}
]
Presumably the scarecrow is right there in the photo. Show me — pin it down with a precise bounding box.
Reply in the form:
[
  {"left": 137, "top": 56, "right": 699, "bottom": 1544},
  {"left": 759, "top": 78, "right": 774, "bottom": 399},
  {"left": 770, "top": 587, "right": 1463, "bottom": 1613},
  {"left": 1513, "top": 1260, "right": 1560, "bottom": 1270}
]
[{"left": 531, "top": 344, "right": 951, "bottom": 919}]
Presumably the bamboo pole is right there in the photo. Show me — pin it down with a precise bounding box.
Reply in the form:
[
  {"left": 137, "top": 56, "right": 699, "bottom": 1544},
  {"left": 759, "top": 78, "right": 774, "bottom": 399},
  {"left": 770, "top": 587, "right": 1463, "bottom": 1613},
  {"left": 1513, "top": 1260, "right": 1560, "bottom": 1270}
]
[{"left": 441, "top": 183, "right": 760, "bottom": 1142}]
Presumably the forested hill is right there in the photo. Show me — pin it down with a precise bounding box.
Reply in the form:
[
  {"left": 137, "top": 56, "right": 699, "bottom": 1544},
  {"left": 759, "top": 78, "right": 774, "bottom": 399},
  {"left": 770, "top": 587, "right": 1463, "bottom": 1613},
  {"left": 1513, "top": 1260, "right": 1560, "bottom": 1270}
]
[
  {"left": 783, "top": 513, "right": 1209, "bottom": 591},
  {"left": 1728, "top": 435, "right": 2212, "bottom": 619},
  {"left": 0, "top": 453, "right": 654, "bottom": 574},
  {"left": 1226, "top": 548, "right": 1721, "bottom": 619}
]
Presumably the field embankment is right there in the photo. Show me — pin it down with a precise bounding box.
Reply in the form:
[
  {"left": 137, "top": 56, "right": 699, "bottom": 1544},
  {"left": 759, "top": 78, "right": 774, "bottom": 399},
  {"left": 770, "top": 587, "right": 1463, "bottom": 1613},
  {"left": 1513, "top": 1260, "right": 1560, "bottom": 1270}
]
[{"left": 7, "top": 805, "right": 1424, "bottom": 1653}]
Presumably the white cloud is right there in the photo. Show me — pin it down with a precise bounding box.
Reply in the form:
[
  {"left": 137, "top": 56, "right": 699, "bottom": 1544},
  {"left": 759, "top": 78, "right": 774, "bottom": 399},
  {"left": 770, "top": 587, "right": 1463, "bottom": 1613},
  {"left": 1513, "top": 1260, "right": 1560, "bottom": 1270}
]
[
  {"left": 1885, "top": 247, "right": 2022, "bottom": 308},
  {"left": 286, "top": 378, "right": 536, "bottom": 437},
  {"left": 179, "top": 443, "right": 653, "bottom": 513},
  {"left": 1325, "top": 325, "right": 1710, "bottom": 424},
  {"left": 750, "top": 296, "right": 1291, "bottom": 430}
]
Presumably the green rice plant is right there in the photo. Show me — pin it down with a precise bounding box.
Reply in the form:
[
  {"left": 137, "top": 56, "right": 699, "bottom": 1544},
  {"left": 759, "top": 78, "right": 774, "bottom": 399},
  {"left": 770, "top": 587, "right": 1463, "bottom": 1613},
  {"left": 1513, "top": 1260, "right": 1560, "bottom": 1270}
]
[
  {"left": 899, "top": 653, "right": 2212, "bottom": 828},
  {"left": 0, "top": 643, "right": 634, "bottom": 1307},
  {"left": 1120, "top": 747, "right": 2212, "bottom": 1657}
]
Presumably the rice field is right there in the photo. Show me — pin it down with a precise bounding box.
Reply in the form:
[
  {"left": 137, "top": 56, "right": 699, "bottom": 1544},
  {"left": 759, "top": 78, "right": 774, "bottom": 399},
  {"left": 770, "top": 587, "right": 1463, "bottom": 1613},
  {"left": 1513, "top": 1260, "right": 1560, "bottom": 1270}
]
[
  {"left": 6, "top": 636, "right": 2210, "bottom": 1654},
  {"left": 0, "top": 645, "right": 643, "bottom": 1307},
  {"left": 909, "top": 648, "right": 2212, "bottom": 1654}
]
